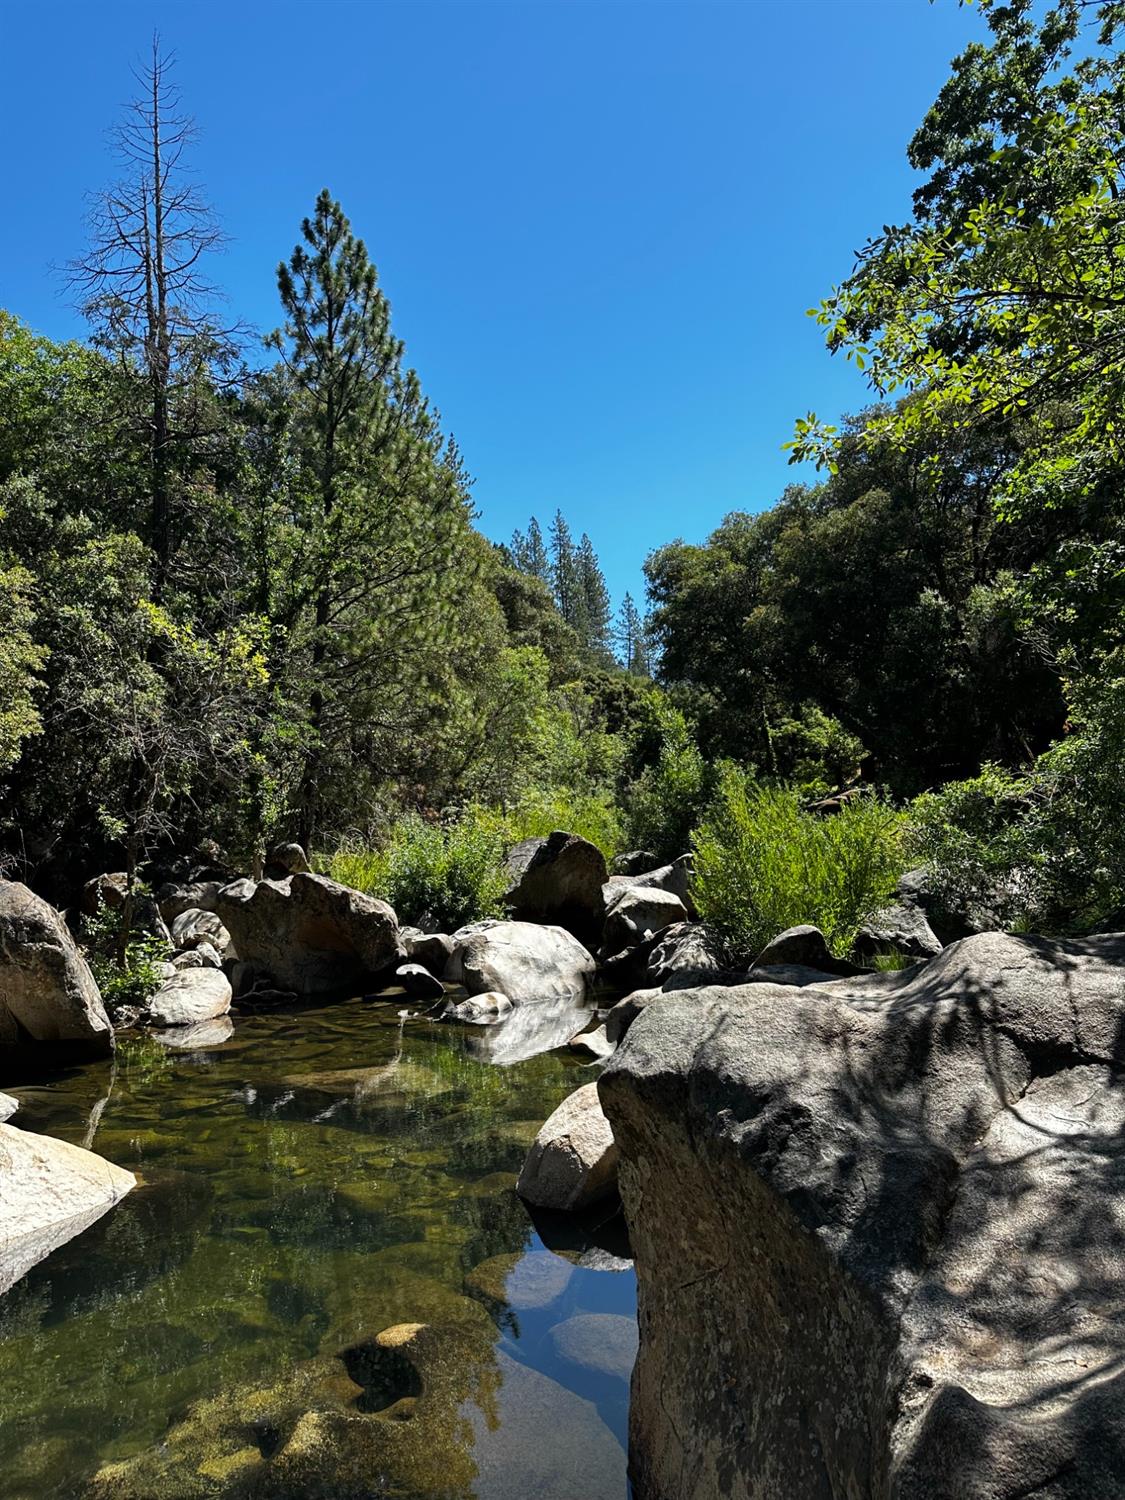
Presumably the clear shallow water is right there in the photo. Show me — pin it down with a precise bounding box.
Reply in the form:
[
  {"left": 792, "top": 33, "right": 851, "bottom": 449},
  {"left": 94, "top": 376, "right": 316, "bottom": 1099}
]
[{"left": 0, "top": 996, "right": 635, "bottom": 1499}]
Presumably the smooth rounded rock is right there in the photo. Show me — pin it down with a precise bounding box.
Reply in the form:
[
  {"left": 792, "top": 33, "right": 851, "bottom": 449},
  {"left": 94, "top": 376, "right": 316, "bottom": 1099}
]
[
  {"left": 0, "top": 879, "right": 113, "bottom": 1060},
  {"left": 147, "top": 968, "right": 232, "bottom": 1027},
  {"left": 549, "top": 1312, "right": 638, "bottom": 1381},
  {"left": 0, "top": 1123, "right": 135, "bottom": 1296},
  {"left": 447, "top": 920, "right": 596, "bottom": 1003},
  {"left": 517, "top": 1082, "right": 619, "bottom": 1211}
]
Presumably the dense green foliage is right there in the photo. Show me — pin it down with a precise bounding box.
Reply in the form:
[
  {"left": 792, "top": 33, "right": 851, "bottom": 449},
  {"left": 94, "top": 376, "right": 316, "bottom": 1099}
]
[
  {"left": 325, "top": 790, "right": 623, "bottom": 932},
  {"left": 693, "top": 774, "right": 903, "bottom": 958},
  {"left": 83, "top": 901, "right": 168, "bottom": 1010},
  {"left": 0, "top": 58, "right": 658, "bottom": 903},
  {"left": 9, "top": 8, "right": 1125, "bottom": 949}
]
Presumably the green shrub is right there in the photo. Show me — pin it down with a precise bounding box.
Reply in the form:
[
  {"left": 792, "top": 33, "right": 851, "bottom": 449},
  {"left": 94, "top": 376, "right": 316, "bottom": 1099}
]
[
  {"left": 906, "top": 765, "right": 1035, "bottom": 929},
  {"left": 487, "top": 789, "right": 622, "bottom": 858},
  {"left": 322, "top": 846, "right": 392, "bottom": 897},
  {"left": 692, "top": 771, "right": 904, "bottom": 958},
  {"left": 326, "top": 813, "right": 508, "bottom": 931},
  {"left": 83, "top": 900, "right": 167, "bottom": 1011},
  {"left": 623, "top": 706, "right": 710, "bottom": 861},
  {"left": 907, "top": 664, "right": 1125, "bottom": 933}
]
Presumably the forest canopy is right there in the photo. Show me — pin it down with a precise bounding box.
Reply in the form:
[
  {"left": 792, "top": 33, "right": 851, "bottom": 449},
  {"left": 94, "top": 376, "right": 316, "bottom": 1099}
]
[{"left": 5, "top": 2, "right": 1125, "bottom": 946}]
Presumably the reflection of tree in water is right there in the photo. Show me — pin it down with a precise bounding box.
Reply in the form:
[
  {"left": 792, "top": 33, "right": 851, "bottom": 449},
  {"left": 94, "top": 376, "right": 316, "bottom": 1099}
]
[{"left": 0, "top": 997, "right": 611, "bottom": 1498}]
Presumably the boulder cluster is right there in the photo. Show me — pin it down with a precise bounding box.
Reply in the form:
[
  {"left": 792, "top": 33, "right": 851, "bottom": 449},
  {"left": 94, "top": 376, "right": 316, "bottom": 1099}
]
[{"left": 6, "top": 829, "right": 1125, "bottom": 1498}]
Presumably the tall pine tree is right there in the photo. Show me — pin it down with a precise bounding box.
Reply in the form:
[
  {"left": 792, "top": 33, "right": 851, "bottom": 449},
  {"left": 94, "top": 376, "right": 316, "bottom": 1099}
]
[
  {"left": 615, "top": 592, "right": 650, "bottom": 675},
  {"left": 269, "top": 190, "right": 464, "bottom": 846},
  {"left": 550, "top": 510, "right": 581, "bottom": 631},
  {"left": 509, "top": 516, "right": 551, "bottom": 585},
  {"left": 577, "top": 533, "right": 613, "bottom": 661}
]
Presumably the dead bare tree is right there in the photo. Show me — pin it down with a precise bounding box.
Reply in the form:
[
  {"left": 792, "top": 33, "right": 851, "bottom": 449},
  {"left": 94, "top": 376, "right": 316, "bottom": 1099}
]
[{"left": 69, "top": 34, "right": 237, "bottom": 592}]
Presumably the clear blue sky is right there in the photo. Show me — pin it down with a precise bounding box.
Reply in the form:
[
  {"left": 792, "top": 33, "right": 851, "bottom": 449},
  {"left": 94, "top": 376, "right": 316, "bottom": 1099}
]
[{"left": 0, "top": 0, "right": 985, "bottom": 610}]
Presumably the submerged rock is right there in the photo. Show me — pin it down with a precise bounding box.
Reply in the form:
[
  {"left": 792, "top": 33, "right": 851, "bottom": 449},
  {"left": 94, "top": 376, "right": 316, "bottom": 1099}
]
[
  {"left": 464, "top": 1248, "right": 574, "bottom": 1311},
  {"left": 217, "top": 872, "right": 403, "bottom": 996},
  {"left": 549, "top": 1312, "right": 638, "bottom": 1382},
  {"left": 0, "top": 1122, "right": 135, "bottom": 1296},
  {"left": 90, "top": 1307, "right": 625, "bottom": 1500},
  {"left": 517, "top": 1082, "right": 619, "bottom": 1211},
  {"left": 0, "top": 879, "right": 114, "bottom": 1066},
  {"left": 599, "top": 930, "right": 1125, "bottom": 1500},
  {"left": 447, "top": 920, "right": 596, "bottom": 1003}
]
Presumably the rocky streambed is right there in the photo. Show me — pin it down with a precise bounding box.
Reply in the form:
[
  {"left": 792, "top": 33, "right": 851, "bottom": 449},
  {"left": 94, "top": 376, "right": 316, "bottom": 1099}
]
[
  {"left": 0, "top": 997, "right": 635, "bottom": 1499},
  {"left": 6, "top": 833, "right": 1125, "bottom": 1499}
]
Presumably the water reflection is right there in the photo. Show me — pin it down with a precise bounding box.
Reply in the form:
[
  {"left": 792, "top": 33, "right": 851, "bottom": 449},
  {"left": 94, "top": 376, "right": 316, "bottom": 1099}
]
[
  {"left": 0, "top": 997, "right": 634, "bottom": 1498},
  {"left": 462, "top": 993, "right": 598, "bottom": 1066}
]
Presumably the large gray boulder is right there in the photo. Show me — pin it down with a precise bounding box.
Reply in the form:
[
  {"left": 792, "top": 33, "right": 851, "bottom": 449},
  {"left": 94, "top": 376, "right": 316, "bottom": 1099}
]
[
  {"left": 854, "top": 901, "right": 943, "bottom": 962},
  {"left": 610, "top": 849, "right": 659, "bottom": 876},
  {"left": 216, "top": 873, "right": 403, "bottom": 996},
  {"left": 156, "top": 879, "right": 224, "bottom": 924},
  {"left": 402, "top": 929, "right": 454, "bottom": 978},
  {"left": 645, "top": 922, "right": 734, "bottom": 988},
  {"left": 147, "top": 968, "right": 232, "bottom": 1027},
  {"left": 753, "top": 922, "right": 861, "bottom": 975},
  {"left": 504, "top": 831, "right": 608, "bottom": 945},
  {"left": 517, "top": 1082, "right": 619, "bottom": 1210},
  {"left": 0, "top": 880, "right": 114, "bottom": 1064},
  {"left": 0, "top": 1123, "right": 135, "bottom": 1295},
  {"left": 264, "top": 841, "right": 311, "bottom": 878},
  {"left": 602, "top": 854, "right": 695, "bottom": 913},
  {"left": 446, "top": 920, "right": 595, "bottom": 1002},
  {"left": 603, "top": 886, "right": 689, "bottom": 953},
  {"left": 599, "top": 931, "right": 1125, "bottom": 1500},
  {"left": 169, "top": 906, "right": 231, "bottom": 954}
]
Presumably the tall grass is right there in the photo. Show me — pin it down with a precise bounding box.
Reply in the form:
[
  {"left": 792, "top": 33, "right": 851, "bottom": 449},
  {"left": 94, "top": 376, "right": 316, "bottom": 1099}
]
[
  {"left": 322, "top": 789, "right": 620, "bottom": 934},
  {"left": 473, "top": 790, "right": 622, "bottom": 858},
  {"left": 692, "top": 770, "right": 904, "bottom": 959},
  {"left": 325, "top": 813, "right": 508, "bottom": 932}
]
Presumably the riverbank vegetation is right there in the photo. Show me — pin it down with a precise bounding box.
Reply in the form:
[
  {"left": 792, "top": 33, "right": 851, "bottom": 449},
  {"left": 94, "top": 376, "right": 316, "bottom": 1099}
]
[{"left": 5, "top": 2, "right": 1125, "bottom": 955}]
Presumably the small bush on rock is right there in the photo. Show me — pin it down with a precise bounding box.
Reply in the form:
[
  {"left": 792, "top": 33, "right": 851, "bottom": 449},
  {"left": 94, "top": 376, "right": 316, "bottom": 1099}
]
[{"left": 692, "top": 771, "right": 903, "bottom": 958}]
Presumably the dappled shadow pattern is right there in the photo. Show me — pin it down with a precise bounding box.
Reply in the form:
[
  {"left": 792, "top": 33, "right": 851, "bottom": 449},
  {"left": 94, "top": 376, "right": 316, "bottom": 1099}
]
[{"left": 599, "top": 931, "right": 1125, "bottom": 1500}]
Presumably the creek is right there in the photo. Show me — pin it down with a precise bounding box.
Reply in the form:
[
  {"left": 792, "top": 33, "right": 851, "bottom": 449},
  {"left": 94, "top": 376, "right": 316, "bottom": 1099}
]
[{"left": 0, "top": 994, "right": 635, "bottom": 1498}]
